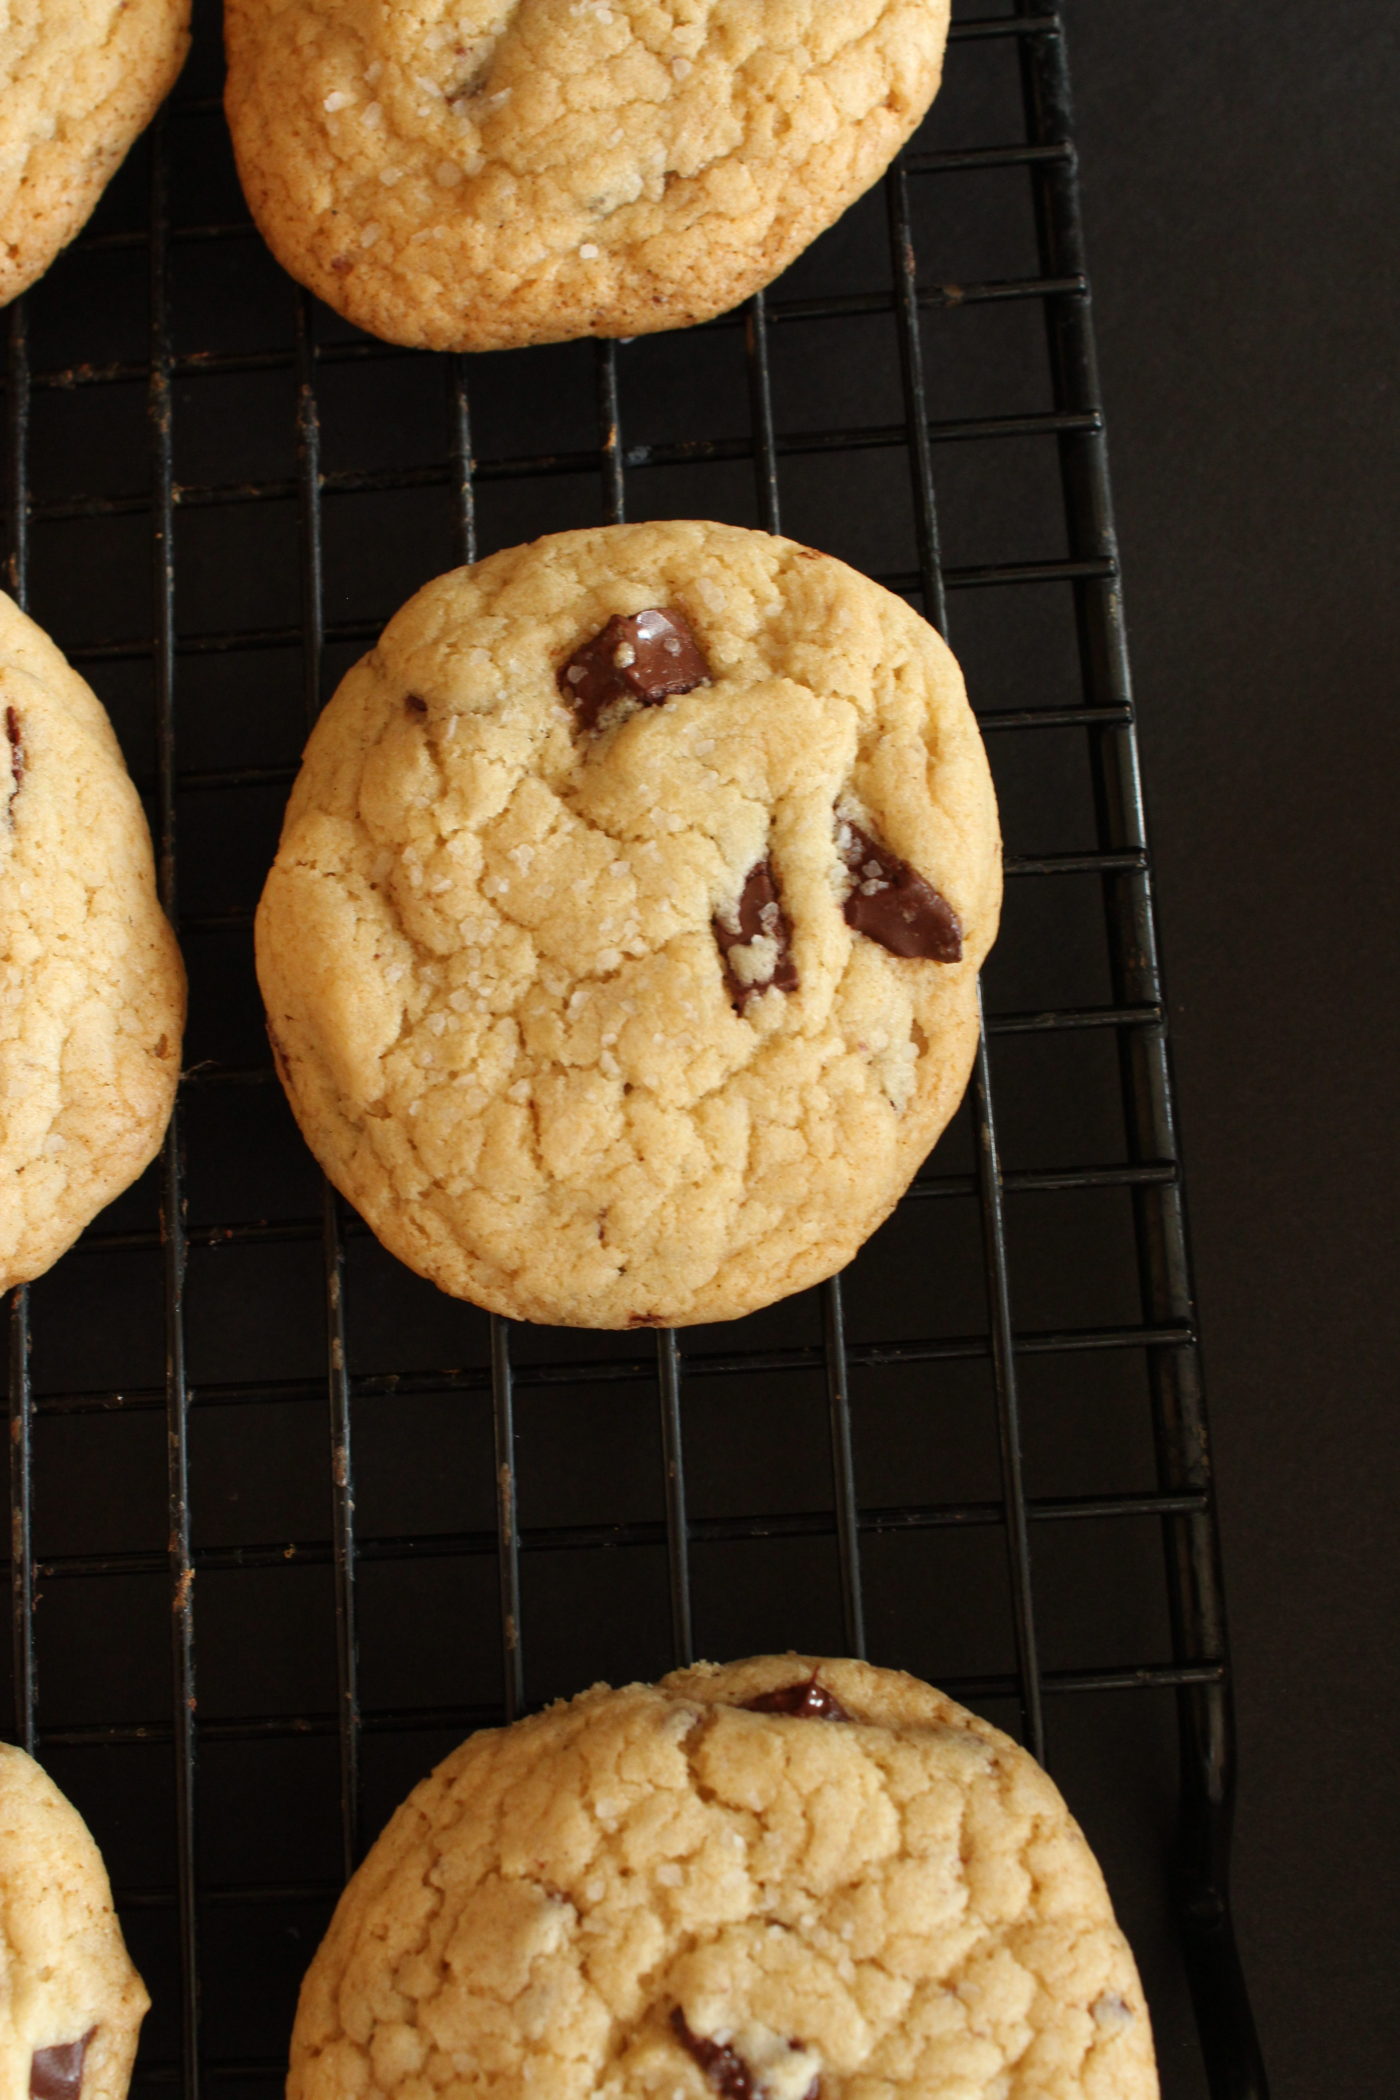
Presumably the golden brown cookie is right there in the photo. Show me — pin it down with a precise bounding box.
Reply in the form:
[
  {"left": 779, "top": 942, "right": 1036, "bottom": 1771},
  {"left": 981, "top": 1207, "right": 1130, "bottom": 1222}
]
[
  {"left": 0, "top": 594, "right": 186, "bottom": 1290},
  {"left": 255, "top": 521, "right": 999, "bottom": 1328},
  {"left": 0, "top": 0, "right": 190, "bottom": 305},
  {"left": 224, "top": 0, "right": 951, "bottom": 352},
  {"left": 0, "top": 1742, "right": 150, "bottom": 2099},
  {"left": 287, "top": 1655, "right": 1159, "bottom": 2099}
]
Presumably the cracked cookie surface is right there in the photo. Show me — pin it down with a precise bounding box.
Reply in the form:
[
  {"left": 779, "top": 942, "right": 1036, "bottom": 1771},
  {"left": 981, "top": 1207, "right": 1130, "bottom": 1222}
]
[
  {"left": 287, "top": 1654, "right": 1158, "bottom": 2100},
  {"left": 0, "top": 0, "right": 190, "bottom": 304},
  {"left": 0, "top": 1742, "right": 150, "bottom": 2100},
  {"left": 255, "top": 521, "right": 999, "bottom": 1327},
  {"left": 0, "top": 594, "right": 185, "bottom": 1292},
  {"left": 224, "top": 0, "right": 951, "bottom": 352}
]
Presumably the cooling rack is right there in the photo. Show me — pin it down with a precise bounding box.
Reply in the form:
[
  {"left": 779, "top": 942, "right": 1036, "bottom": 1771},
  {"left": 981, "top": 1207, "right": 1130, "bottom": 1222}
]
[{"left": 3, "top": 3, "right": 1267, "bottom": 2095}]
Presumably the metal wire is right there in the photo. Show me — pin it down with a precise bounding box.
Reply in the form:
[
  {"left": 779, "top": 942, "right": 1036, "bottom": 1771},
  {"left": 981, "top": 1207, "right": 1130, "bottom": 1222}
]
[
  {"left": 1013, "top": 14, "right": 1265, "bottom": 2092},
  {"left": 884, "top": 144, "right": 1045, "bottom": 1759},
  {"left": 5, "top": 297, "right": 35, "bottom": 1760},
  {"left": 148, "top": 112, "right": 201, "bottom": 2100},
  {"left": 0, "top": 6, "right": 1266, "bottom": 2096},
  {"left": 293, "top": 285, "right": 363, "bottom": 1872}
]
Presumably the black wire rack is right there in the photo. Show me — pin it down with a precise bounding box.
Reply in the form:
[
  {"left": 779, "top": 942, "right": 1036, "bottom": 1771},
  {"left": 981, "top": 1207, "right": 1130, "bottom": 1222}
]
[{"left": 3, "top": 4, "right": 1268, "bottom": 2096}]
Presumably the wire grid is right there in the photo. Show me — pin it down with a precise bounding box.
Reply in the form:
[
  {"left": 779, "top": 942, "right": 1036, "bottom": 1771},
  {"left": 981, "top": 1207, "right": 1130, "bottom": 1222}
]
[{"left": 2, "top": 5, "right": 1267, "bottom": 2097}]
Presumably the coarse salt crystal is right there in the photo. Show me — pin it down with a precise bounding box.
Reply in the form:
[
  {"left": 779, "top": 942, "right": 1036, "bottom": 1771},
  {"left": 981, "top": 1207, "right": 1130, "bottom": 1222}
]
[
  {"left": 579, "top": 242, "right": 600, "bottom": 260},
  {"left": 323, "top": 89, "right": 353, "bottom": 112},
  {"left": 379, "top": 165, "right": 405, "bottom": 185},
  {"left": 435, "top": 160, "right": 464, "bottom": 187},
  {"left": 360, "top": 220, "right": 384, "bottom": 247}
]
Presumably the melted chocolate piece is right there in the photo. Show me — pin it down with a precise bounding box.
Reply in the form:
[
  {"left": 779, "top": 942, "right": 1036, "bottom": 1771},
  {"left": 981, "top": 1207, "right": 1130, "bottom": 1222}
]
[
  {"left": 31, "top": 2031, "right": 96, "bottom": 2100},
  {"left": 836, "top": 816, "right": 961, "bottom": 962},
  {"left": 713, "top": 859, "right": 798, "bottom": 1013},
  {"left": 741, "top": 1674, "right": 851, "bottom": 1723},
  {"left": 670, "top": 2010, "right": 819, "bottom": 2100},
  {"left": 558, "top": 607, "right": 709, "bottom": 730},
  {"left": 404, "top": 692, "right": 428, "bottom": 715},
  {"left": 6, "top": 704, "right": 23, "bottom": 816}
]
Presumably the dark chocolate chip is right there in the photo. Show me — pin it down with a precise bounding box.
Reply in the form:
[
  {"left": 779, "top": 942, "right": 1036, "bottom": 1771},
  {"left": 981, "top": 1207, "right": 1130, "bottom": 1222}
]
[
  {"left": 741, "top": 1674, "right": 851, "bottom": 1723},
  {"left": 6, "top": 703, "right": 23, "bottom": 818},
  {"left": 836, "top": 815, "right": 961, "bottom": 963},
  {"left": 713, "top": 859, "right": 798, "bottom": 1013},
  {"left": 670, "top": 2009, "right": 820, "bottom": 2100},
  {"left": 404, "top": 693, "right": 428, "bottom": 715},
  {"left": 557, "top": 607, "right": 709, "bottom": 731},
  {"left": 31, "top": 2031, "right": 96, "bottom": 2100}
]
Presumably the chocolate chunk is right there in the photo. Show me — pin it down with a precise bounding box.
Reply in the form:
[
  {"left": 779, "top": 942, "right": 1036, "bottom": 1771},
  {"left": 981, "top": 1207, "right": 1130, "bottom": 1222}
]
[
  {"left": 741, "top": 1674, "right": 851, "bottom": 1722},
  {"left": 713, "top": 859, "right": 798, "bottom": 1013},
  {"left": 670, "top": 2010, "right": 819, "bottom": 2100},
  {"left": 31, "top": 2032, "right": 96, "bottom": 2100},
  {"left": 836, "top": 815, "right": 961, "bottom": 962},
  {"left": 558, "top": 607, "right": 709, "bottom": 730},
  {"left": 6, "top": 704, "right": 23, "bottom": 816},
  {"left": 404, "top": 692, "right": 428, "bottom": 716}
]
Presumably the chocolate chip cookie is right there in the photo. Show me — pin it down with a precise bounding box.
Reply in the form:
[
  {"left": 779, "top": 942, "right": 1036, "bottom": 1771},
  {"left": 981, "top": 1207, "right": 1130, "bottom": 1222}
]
[
  {"left": 0, "top": 0, "right": 190, "bottom": 304},
  {"left": 255, "top": 521, "right": 999, "bottom": 1327},
  {"left": 224, "top": 0, "right": 951, "bottom": 352},
  {"left": 287, "top": 1655, "right": 1159, "bottom": 2100},
  {"left": 0, "top": 1742, "right": 149, "bottom": 2099},
  {"left": 0, "top": 594, "right": 185, "bottom": 1291}
]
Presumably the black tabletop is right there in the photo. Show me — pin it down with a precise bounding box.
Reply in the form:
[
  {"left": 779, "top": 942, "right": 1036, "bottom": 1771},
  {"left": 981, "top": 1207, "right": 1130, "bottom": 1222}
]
[{"left": 1067, "top": 4, "right": 1400, "bottom": 2092}]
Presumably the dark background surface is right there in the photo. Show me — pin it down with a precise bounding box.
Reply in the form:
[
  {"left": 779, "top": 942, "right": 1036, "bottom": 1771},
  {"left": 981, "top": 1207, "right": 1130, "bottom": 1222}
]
[
  {"left": 1066, "top": 3, "right": 1400, "bottom": 2094},
  {"left": 2, "top": 3, "right": 1395, "bottom": 2097}
]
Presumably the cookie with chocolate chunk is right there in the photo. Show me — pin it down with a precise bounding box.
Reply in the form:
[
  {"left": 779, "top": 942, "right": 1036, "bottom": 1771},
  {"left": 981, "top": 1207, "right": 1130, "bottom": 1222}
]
[
  {"left": 0, "top": 595, "right": 185, "bottom": 1291},
  {"left": 224, "top": 0, "right": 951, "bottom": 353},
  {"left": 256, "top": 521, "right": 999, "bottom": 1326},
  {"left": 287, "top": 1655, "right": 1159, "bottom": 2100},
  {"left": 0, "top": 1743, "right": 149, "bottom": 2099},
  {"left": 0, "top": 0, "right": 189, "bottom": 304}
]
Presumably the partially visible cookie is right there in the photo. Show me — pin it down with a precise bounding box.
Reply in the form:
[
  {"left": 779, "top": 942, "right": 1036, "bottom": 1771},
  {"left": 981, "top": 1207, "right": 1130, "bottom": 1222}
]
[
  {"left": 255, "top": 521, "right": 999, "bottom": 1327},
  {"left": 288, "top": 1654, "right": 1159, "bottom": 2099},
  {"left": 0, "top": 0, "right": 190, "bottom": 305},
  {"left": 0, "top": 1743, "right": 150, "bottom": 2100},
  {"left": 0, "top": 595, "right": 185, "bottom": 1291},
  {"left": 224, "top": 0, "right": 952, "bottom": 352}
]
